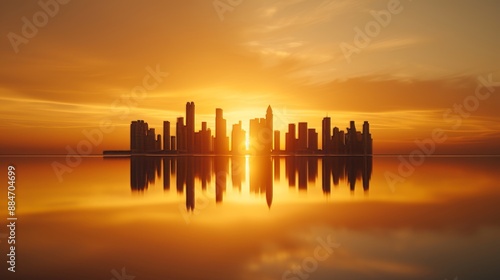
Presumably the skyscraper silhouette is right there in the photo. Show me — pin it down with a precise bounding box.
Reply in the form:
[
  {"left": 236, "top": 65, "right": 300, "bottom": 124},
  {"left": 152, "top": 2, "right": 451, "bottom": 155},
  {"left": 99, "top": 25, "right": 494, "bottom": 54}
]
[
  {"left": 308, "top": 128, "right": 318, "bottom": 152},
  {"left": 186, "top": 102, "right": 195, "bottom": 153},
  {"left": 363, "top": 121, "right": 373, "bottom": 155},
  {"left": 215, "top": 108, "right": 228, "bottom": 154},
  {"left": 231, "top": 121, "right": 246, "bottom": 155},
  {"left": 286, "top": 123, "right": 296, "bottom": 153},
  {"left": 298, "top": 122, "right": 308, "bottom": 152},
  {"left": 322, "top": 117, "right": 331, "bottom": 153},
  {"left": 163, "top": 121, "right": 170, "bottom": 152},
  {"left": 266, "top": 105, "right": 273, "bottom": 153},
  {"left": 274, "top": 130, "right": 280, "bottom": 152},
  {"left": 176, "top": 117, "right": 186, "bottom": 153},
  {"left": 130, "top": 120, "right": 148, "bottom": 153}
]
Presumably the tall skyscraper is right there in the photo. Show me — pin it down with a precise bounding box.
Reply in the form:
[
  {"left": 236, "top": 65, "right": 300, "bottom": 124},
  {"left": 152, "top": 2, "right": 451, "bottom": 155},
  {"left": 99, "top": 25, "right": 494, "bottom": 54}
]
[
  {"left": 215, "top": 108, "right": 228, "bottom": 154},
  {"left": 298, "top": 122, "right": 308, "bottom": 152},
  {"left": 163, "top": 121, "right": 170, "bottom": 152},
  {"left": 308, "top": 128, "right": 318, "bottom": 152},
  {"left": 156, "top": 135, "right": 162, "bottom": 150},
  {"left": 176, "top": 117, "right": 186, "bottom": 153},
  {"left": 231, "top": 121, "right": 246, "bottom": 154},
  {"left": 286, "top": 123, "right": 296, "bottom": 153},
  {"left": 363, "top": 121, "right": 372, "bottom": 154},
  {"left": 266, "top": 105, "right": 273, "bottom": 153},
  {"left": 346, "top": 121, "right": 357, "bottom": 154},
  {"left": 131, "top": 120, "right": 145, "bottom": 152},
  {"left": 199, "top": 122, "right": 211, "bottom": 154},
  {"left": 146, "top": 128, "right": 156, "bottom": 151},
  {"left": 322, "top": 117, "right": 331, "bottom": 154},
  {"left": 186, "top": 102, "right": 195, "bottom": 153},
  {"left": 274, "top": 130, "right": 280, "bottom": 152}
]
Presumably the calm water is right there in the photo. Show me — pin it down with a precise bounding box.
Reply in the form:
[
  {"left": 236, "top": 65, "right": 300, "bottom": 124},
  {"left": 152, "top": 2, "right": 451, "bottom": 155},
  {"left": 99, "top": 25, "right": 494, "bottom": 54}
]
[{"left": 1, "top": 156, "right": 499, "bottom": 279}]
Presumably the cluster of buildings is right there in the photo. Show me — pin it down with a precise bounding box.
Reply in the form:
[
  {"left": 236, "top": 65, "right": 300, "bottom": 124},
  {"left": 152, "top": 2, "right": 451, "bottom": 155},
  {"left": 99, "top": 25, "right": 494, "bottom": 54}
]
[{"left": 129, "top": 102, "right": 372, "bottom": 155}]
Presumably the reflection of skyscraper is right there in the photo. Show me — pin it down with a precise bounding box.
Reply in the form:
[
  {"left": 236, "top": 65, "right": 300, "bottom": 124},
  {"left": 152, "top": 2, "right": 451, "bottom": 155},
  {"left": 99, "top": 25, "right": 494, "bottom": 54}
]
[
  {"left": 322, "top": 157, "right": 331, "bottom": 195},
  {"left": 186, "top": 157, "right": 195, "bottom": 211},
  {"left": 130, "top": 156, "right": 161, "bottom": 191},
  {"left": 215, "top": 156, "right": 228, "bottom": 203},
  {"left": 186, "top": 102, "right": 195, "bottom": 153},
  {"left": 250, "top": 156, "right": 273, "bottom": 208},
  {"left": 319, "top": 156, "right": 372, "bottom": 194},
  {"left": 163, "top": 157, "right": 170, "bottom": 190},
  {"left": 231, "top": 156, "right": 245, "bottom": 191},
  {"left": 298, "top": 159, "right": 307, "bottom": 191}
]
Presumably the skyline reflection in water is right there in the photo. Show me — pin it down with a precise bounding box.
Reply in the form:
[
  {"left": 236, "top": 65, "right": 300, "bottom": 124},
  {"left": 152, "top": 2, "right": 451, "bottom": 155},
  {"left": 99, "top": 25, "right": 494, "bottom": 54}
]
[
  {"left": 130, "top": 156, "right": 372, "bottom": 210},
  {"left": 1, "top": 156, "right": 499, "bottom": 280}
]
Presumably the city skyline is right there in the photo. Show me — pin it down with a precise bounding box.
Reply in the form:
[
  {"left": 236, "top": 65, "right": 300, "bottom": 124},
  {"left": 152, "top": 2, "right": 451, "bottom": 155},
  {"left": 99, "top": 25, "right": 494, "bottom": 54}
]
[{"left": 124, "top": 102, "right": 373, "bottom": 155}]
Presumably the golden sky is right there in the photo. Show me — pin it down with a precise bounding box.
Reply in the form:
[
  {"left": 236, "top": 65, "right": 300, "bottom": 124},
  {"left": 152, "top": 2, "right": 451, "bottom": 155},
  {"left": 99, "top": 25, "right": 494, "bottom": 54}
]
[{"left": 0, "top": 0, "right": 499, "bottom": 154}]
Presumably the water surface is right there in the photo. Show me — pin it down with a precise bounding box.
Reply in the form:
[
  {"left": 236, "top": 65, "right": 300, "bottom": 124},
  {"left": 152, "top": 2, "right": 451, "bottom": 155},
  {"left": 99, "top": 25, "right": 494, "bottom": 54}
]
[{"left": 0, "top": 156, "right": 499, "bottom": 279}]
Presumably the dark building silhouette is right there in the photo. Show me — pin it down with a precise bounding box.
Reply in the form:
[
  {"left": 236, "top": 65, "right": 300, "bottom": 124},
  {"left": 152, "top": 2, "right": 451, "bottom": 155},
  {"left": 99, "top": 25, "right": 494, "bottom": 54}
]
[
  {"left": 266, "top": 105, "right": 273, "bottom": 153},
  {"left": 274, "top": 130, "right": 280, "bottom": 153},
  {"left": 146, "top": 128, "right": 156, "bottom": 151},
  {"left": 286, "top": 123, "right": 296, "bottom": 153},
  {"left": 308, "top": 128, "right": 318, "bottom": 152},
  {"left": 231, "top": 121, "right": 246, "bottom": 155},
  {"left": 363, "top": 121, "right": 373, "bottom": 155},
  {"left": 176, "top": 117, "right": 187, "bottom": 153},
  {"left": 248, "top": 106, "right": 273, "bottom": 155},
  {"left": 130, "top": 120, "right": 161, "bottom": 153},
  {"left": 130, "top": 120, "right": 148, "bottom": 153},
  {"left": 163, "top": 121, "right": 170, "bottom": 152},
  {"left": 322, "top": 117, "right": 332, "bottom": 154},
  {"left": 298, "top": 122, "right": 308, "bottom": 152},
  {"left": 170, "top": 136, "right": 176, "bottom": 151},
  {"left": 215, "top": 108, "right": 229, "bottom": 154},
  {"left": 126, "top": 103, "right": 372, "bottom": 157},
  {"left": 156, "top": 134, "right": 162, "bottom": 150},
  {"left": 200, "top": 122, "right": 212, "bottom": 154},
  {"left": 186, "top": 102, "right": 195, "bottom": 153}
]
